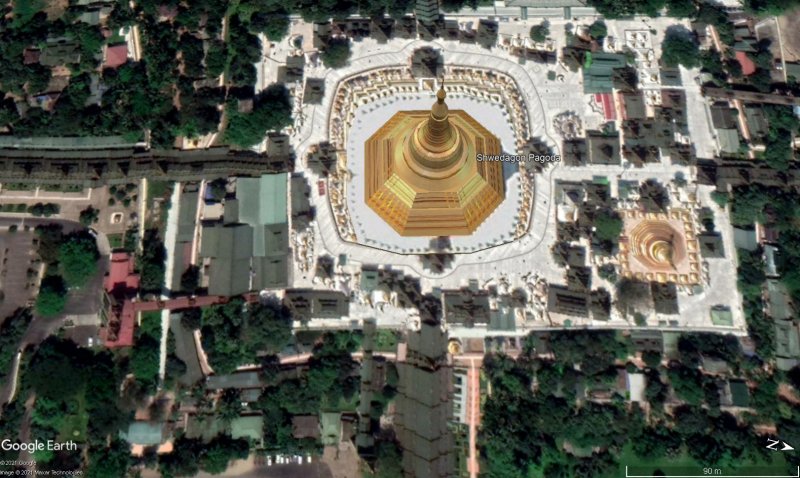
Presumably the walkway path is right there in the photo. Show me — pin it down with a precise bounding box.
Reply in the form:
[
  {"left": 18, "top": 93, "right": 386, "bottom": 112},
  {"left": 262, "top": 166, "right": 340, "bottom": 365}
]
[{"left": 158, "top": 185, "right": 181, "bottom": 386}]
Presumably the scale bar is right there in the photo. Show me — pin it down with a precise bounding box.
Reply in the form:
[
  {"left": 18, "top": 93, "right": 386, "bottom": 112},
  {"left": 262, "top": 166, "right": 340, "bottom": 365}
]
[{"left": 625, "top": 466, "right": 800, "bottom": 478}]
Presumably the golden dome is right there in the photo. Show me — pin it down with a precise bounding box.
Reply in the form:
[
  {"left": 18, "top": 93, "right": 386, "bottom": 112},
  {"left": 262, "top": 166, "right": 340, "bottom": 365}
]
[
  {"left": 650, "top": 240, "right": 673, "bottom": 266},
  {"left": 364, "top": 83, "right": 505, "bottom": 236},
  {"left": 628, "top": 220, "right": 683, "bottom": 270}
]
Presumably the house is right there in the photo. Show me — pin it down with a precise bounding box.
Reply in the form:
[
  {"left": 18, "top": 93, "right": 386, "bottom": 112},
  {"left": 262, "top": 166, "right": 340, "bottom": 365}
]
[
  {"left": 206, "top": 371, "right": 266, "bottom": 390},
  {"left": 764, "top": 245, "right": 779, "bottom": 278},
  {"left": 442, "top": 289, "right": 491, "bottom": 328},
  {"left": 292, "top": 415, "right": 320, "bottom": 439},
  {"left": 303, "top": 78, "right": 325, "bottom": 104},
  {"left": 734, "top": 51, "right": 756, "bottom": 76},
  {"left": 701, "top": 355, "right": 730, "bottom": 375},
  {"left": 717, "top": 128, "right": 741, "bottom": 154},
  {"left": 626, "top": 372, "right": 646, "bottom": 403},
  {"left": 621, "top": 91, "right": 647, "bottom": 120},
  {"left": 283, "top": 289, "right": 350, "bottom": 321},
  {"left": 230, "top": 415, "right": 265, "bottom": 446},
  {"left": 120, "top": 421, "right": 172, "bottom": 455},
  {"left": 40, "top": 39, "right": 81, "bottom": 66},
  {"left": 631, "top": 330, "right": 663, "bottom": 352},
  {"left": 321, "top": 411, "right": 342, "bottom": 446},
  {"left": 719, "top": 379, "right": 751, "bottom": 408},
  {"left": 104, "top": 43, "right": 128, "bottom": 69},
  {"left": 547, "top": 285, "right": 589, "bottom": 318},
  {"left": 100, "top": 252, "right": 140, "bottom": 348},
  {"left": 199, "top": 174, "right": 291, "bottom": 295},
  {"left": 710, "top": 103, "right": 740, "bottom": 129},
  {"left": 586, "top": 131, "right": 621, "bottom": 165},
  {"left": 733, "top": 227, "right": 758, "bottom": 251},
  {"left": 582, "top": 52, "right": 628, "bottom": 94}
]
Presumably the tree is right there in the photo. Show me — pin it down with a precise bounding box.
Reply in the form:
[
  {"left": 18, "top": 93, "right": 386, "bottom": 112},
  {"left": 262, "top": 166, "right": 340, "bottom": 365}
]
[
  {"left": 217, "top": 389, "right": 243, "bottom": 423},
  {"left": 711, "top": 190, "right": 728, "bottom": 207},
  {"left": 139, "top": 229, "right": 166, "bottom": 294},
  {"left": 661, "top": 30, "right": 700, "bottom": 68},
  {"left": 594, "top": 209, "right": 623, "bottom": 242},
  {"left": 79, "top": 206, "right": 99, "bottom": 227},
  {"left": 36, "top": 276, "right": 68, "bottom": 317},
  {"left": 665, "top": 0, "right": 697, "bottom": 16},
  {"left": 224, "top": 85, "right": 293, "bottom": 148},
  {"left": 129, "top": 334, "right": 160, "bottom": 392},
  {"left": 642, "top": 350, "right": 662, "bottom": 369},
  {"left": 59, "top": 232, "right": 100, "bottom": 288},
  {"left": 249, "top": 11, "right": 291, "bottom": 41},
  {"left": 588, "top": 21, "right": 607, "bottom": 40},
  {"left": 632, "top": 426, "right": 681, "bottom": 459},
  {"left": 199, "top": 436, "right": 249, "bottom": 474},
  {"left": 321, "top": 37, "right": 351, "bottom": 69},
  {"left": 86, "top": 440, "right": 132, "bottom": 478},
  {"left": 245, "top": 300, "right": 292, "bottom": 356},
  {"left": 530, "top": 22, "right": 549, "bottom": 43},
  {"left": 180, "top": 265, "right": 200, "bottom": 294},
  {"left": 668, "top": 365, "right": 705, "bottom": 406}
]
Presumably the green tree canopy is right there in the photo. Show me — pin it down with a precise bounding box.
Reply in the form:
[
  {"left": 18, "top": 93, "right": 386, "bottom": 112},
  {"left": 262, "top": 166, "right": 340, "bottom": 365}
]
[
  {"left": 36, "top": 275, "right": 68, "bottom": 317},
  {"left": 661, "top": 30, "right": 700, "bottom": 68},
  {"left": 321, "top": 37, "right": 351, "bottom": 69},
  {"left": 224, "top": 84, "right": 293, "bottom": 148},
  {"left": 59, "top": 232, "right": 100, "bottom": 288},
  {"left": 530, "top": 22, "right": 550, "bottom": 42}
]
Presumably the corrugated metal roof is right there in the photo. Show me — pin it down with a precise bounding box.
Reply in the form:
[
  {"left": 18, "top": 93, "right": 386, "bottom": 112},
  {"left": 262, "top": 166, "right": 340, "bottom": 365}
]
[
  {"left": 236, "top": 174, "right": 288, "bottom": 226},
  {"left": 120, "top": 422, "right": 164, "bottom": 446}
]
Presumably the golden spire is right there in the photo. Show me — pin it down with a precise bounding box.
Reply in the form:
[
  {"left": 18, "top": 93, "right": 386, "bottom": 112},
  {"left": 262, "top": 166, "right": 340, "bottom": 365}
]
[
  {"left": 650, "top": 239, "right": 674, "bottom": 266},
  {"left": 406, "top": 82, "right": 464, "bottom": 176}
]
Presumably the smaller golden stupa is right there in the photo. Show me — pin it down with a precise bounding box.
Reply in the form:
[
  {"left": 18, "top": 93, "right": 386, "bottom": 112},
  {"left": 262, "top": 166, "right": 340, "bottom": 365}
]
[
  {"left": 364, "top": 84, "right": 505, "bottom": 236},
  {"left": 618, "top": 210, "right": 701, "bottom": 285}
]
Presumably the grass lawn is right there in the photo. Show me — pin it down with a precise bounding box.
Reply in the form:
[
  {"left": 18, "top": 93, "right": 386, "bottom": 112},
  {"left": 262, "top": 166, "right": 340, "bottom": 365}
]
[
  {"left": 147, "top": 180, "right": 171, "bottom": 208},
  {"left": 325, "top": 393, "right": 359, "bottom": 413},
  {"left": 107, "top": 233, "right": 124, "bottom": 250},
  {"left": 56, "top": 393, "right": 88, "bottom": 443},
  {"left": 13, "top": 0, "right": 46, "bottom": 25},
  {"left": 374, "top": 329, "right": 399, "bottom": 353}
]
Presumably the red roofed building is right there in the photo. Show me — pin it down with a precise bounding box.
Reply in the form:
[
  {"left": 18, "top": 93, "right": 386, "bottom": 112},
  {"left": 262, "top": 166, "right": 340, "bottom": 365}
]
[
  {"left": 104, "top": 43, "right": 129, "bottom": 69},
  {"left": 594, "top": 93, "right": 617, "bottom": 121},
  {"left": 101, "top": 253, "right": 139, "bottom": 348},
  {"left": 735, "top": 51, "right": 756, "bottom": 76}
]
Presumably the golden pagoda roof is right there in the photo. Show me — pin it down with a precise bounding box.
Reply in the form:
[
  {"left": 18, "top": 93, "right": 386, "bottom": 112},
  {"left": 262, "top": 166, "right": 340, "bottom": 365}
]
[
  {"left": 618, "top": 210, "right": 701, "bottom": 285},
  {"left": 364, "top": 86, "right": 505, "bottom": 236}
]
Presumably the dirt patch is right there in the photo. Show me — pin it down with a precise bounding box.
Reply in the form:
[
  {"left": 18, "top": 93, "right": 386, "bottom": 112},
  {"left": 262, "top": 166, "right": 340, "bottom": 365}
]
[
  {"left": 44, "top": 0, "right": 68, "bottom": 20},
  {"left": 754, "top": 19, "right": 781, "bottom": 61},
  {"left": 778, "top": 10, "right": 800, "bottom": 63},
  {"left": 321, "top": 442, "right": 362, "bottom": 478}
]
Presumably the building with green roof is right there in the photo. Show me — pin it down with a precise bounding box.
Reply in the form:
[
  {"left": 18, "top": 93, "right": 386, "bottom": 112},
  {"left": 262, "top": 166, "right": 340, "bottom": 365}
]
[
  {"left": 200, "top": 223, "right": 253, "bottom": 296},
  {"left": 200, "top": 174, "right": 291, "bottom": 295},
  {"left": 120, "top": 422, "right": 165, "bottom": 446},
  {"left": 230, "top": 416, "right": 264, "bottom": 445},
  {"left": 321, "top": 412, "right": 342, "bottom": 446},
  {"left": 582, "top": 52, "right": 627, "bottom": 94}
]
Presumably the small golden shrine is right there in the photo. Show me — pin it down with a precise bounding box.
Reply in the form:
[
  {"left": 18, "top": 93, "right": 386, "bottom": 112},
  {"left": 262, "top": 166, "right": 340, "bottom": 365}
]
[{"left": 618, "top": 209, "right": 701, "bottom": 285}]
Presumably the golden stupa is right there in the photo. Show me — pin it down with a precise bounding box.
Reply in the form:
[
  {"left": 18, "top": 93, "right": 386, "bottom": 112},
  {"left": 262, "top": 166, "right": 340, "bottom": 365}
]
[
  {"left": 364, "top": 85, "right": 505, "bottom": 236},
  {"left": 618, "top": 210, "right": 701, "bottom": 285}
]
